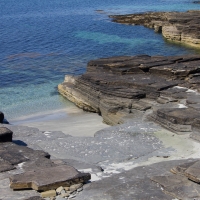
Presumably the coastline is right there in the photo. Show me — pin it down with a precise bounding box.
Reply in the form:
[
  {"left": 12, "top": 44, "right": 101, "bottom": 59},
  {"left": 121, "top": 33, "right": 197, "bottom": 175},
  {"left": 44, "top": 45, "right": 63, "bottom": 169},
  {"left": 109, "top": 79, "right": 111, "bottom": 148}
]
[{"left": 1, "top": 5, "right": 200, "bottom": 200}]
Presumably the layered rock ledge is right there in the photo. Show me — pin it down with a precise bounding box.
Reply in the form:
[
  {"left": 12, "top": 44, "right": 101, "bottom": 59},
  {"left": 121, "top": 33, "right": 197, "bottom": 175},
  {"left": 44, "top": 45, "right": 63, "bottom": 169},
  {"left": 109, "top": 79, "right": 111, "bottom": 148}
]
[
  {"left": 110, "top": 10, "right": 200, "bottom": 47},
  {"left": 58, "top": 54, "right": 200, "bottom": 139}
]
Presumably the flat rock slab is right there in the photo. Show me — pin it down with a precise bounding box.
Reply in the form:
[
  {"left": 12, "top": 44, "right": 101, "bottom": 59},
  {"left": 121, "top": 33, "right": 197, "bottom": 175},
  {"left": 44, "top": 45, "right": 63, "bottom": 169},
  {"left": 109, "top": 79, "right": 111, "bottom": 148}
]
[
  {"left": 0, "top": 160, "right": 16, "bottom": 173},
  {"left": 0, "top": 127, "right": 13, "bottom": 142},
  {"left": 150, "top": 107, "right": 200, "bottom": 134},
  {"left": 0, "top": 142, "right": 53, "bottom": 173},
  {"left": 170, "top": 160, "right": 197, "bottom": 175},
  {"left": 156, "top": 108, "right": 200, "bottom": 125},
  {"left": 10, "top": 165, "right": 91, "bottom": 191},
  {"left": 75, "top": 159, "right": 197, "bottom": 200},
  {"left": 151, "top": 175, "right": 200, "bottom": 199}
]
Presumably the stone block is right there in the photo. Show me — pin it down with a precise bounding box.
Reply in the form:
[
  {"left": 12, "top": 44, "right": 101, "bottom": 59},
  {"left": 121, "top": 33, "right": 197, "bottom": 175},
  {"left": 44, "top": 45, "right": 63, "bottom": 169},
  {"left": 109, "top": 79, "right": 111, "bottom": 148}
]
[
  {"left": 41, "top": 190, "right": 56, "bottom": 198},
  {"left": 9, "top": 165, "right": 91, "bottom": 191}
]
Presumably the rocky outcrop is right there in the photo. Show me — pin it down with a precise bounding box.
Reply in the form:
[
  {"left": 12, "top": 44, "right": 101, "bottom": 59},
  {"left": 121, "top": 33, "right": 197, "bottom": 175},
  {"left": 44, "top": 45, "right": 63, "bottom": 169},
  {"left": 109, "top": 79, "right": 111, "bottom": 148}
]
[
  {"left": 58, "top": 55, "right": 200, "bottom": 138},
  {"left": 110, "top": 10, "right": 200, "bottom": 47}
]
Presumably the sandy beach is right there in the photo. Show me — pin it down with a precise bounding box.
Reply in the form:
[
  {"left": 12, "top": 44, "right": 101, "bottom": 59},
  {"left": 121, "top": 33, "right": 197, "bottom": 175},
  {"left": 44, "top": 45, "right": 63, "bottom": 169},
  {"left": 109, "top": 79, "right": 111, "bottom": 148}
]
[{"left": 10, "top": 105, "right": 109, "bottom": 137}]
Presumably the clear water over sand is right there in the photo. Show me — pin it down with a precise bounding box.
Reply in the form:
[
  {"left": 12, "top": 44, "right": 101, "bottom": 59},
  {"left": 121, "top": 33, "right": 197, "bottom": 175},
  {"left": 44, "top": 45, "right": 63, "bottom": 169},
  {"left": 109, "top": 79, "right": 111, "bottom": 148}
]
[{"left": 1, "top": 0, "right": 200, "bottom": 121}]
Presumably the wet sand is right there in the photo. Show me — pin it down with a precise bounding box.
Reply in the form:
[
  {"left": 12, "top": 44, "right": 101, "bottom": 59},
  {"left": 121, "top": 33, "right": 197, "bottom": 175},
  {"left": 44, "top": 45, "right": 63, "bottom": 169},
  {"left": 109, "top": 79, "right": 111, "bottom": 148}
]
[{"left": 10, "top": 105, "right": 109, "bottom": 137}]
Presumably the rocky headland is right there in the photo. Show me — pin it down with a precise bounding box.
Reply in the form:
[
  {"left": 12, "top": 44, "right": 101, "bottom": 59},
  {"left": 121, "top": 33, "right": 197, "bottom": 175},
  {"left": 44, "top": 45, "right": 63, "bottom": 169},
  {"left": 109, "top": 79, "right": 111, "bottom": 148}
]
[
  {"left": 58, "top": 54, "right": 200, "bottom": 139},
  {"left": 110, "top": 10, "right": 200, "bottom": 47}
]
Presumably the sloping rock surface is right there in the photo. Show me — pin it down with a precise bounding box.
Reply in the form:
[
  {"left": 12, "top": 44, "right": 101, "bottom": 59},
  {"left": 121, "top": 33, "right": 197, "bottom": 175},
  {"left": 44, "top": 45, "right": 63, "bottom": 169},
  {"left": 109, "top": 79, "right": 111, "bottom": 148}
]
[
  {"left": 58, "top": 55, "right": 200, "bottom": 138},
  {"left": 110, "top": 10, "right": 200, "bottom": 47}
]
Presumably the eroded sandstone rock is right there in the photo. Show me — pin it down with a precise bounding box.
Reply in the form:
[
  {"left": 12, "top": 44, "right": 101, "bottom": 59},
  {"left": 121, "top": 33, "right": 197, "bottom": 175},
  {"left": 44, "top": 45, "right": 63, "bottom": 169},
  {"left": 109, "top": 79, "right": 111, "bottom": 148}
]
[
  {"left": 110, "top": 11, "right": 200, "bottom": 47},
  {"left": 58, "top": 55, "right": 200, "bottom": 137}
]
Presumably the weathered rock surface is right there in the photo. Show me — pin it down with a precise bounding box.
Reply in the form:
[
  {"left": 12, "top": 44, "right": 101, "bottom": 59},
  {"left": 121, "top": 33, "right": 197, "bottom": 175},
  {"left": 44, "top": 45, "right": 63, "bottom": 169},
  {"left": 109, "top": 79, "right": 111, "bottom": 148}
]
[
  {"left": 75, "top": 159, "right": 200, "bottom": 200},
  {"left": 110, "top": 10, "right": 200, "bottom": 47},
  {"left": 0, "top": 120, "right": 200, "bottom": 199},
  {"left": 58, "top": 54, "right": 200, "bottom": 138},
  {"left": 10, "top": 165, "right": 91, "bottom": 191}
]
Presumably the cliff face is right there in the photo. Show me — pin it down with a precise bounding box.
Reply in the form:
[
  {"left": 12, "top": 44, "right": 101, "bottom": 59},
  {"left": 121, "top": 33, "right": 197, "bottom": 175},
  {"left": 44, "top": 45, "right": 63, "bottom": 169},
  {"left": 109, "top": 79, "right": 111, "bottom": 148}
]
[
  {"left": 110, "top": 10, "right": 200, "bottom": 47},
  {"left": 58, "top": 55, "right": 200, "bottom": 139}
]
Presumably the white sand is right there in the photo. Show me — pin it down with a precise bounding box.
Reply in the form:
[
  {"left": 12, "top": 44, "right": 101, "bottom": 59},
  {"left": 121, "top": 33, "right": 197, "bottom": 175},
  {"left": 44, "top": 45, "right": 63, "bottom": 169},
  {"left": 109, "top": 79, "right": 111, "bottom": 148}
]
[{"left": 10, "top": 105, "right": 109, "bottom": 137}]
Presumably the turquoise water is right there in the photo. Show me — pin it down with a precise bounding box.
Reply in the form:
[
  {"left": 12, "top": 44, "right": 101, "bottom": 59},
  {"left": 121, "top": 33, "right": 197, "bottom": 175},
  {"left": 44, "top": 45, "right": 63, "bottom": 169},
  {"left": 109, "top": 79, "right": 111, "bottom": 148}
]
[{"left": 1, "top": 0, "right": 200, "bottom": 120}]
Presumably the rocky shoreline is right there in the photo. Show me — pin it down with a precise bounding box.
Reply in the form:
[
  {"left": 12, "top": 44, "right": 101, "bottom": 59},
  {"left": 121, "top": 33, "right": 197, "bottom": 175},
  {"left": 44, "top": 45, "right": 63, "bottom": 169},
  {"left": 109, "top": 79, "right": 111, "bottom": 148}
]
[
  {"left": 2, "top": 9, "right": 200, "bottom": 200},
  {"left": 58, "top": 54, "right": 200, "bottom": 138},
  {"left": 2, "top": 54, "right": 200, "bottom": 199},
  {"left": 110, "top": 10, "right": 200, "bottom": 47}
]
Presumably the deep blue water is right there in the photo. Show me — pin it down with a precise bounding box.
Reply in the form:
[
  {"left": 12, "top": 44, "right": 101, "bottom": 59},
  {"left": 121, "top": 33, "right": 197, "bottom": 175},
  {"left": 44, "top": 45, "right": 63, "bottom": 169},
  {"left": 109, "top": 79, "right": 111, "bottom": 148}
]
[{"left": 1, "top": 0, "right": 200, "bottom": 120}]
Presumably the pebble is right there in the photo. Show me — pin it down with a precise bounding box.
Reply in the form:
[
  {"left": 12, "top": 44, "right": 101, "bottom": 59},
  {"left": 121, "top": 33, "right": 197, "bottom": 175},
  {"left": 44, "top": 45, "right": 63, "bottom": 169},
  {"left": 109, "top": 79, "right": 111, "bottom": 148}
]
[
  {"left": 41, "top": 183, "right": 83, "bottom": 200},
  {"left": 60, "top": 191, "right": 71, "bottom": 198},
  {"left": 64, "top": 187, "right": 70, "bottom": 191},
  {"left": 70, "top": 183, "right": 83, "bottom": 192},
  {"left": 56, "top": 186, "right": 65, "bottom": 194}
]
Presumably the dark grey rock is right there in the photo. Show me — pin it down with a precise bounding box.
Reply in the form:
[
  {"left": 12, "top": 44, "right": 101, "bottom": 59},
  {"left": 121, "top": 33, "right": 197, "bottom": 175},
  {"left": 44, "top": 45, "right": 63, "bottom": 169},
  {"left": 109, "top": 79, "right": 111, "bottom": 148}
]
[
  {"left": 151, "top": 175, "right": 200, "bottom": 199},
  {"left": 0, "top": 127, "right": 13, "bottom": 142},
  {"left": 0, "top": 160, "right": 16, "bottom": 173},
  {"left": 24, "top": 197, "right": 45, "bottom": 200},
  {"left": 0, "top": 112, "right": 4, "bottom": 123}
]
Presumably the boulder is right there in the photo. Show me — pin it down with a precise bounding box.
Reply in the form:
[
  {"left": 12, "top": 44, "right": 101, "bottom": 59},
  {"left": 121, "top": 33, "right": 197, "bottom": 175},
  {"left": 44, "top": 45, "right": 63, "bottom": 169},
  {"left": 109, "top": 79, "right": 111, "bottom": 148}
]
[{"left": 0, "top": 111, "right": 4, "bottom": 123}]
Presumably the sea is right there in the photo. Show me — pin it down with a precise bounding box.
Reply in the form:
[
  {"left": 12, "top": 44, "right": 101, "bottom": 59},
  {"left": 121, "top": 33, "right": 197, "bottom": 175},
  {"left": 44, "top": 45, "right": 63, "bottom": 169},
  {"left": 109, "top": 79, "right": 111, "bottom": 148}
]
[{"left": 1, "top": 0, "right": 200, "bottom": 121}]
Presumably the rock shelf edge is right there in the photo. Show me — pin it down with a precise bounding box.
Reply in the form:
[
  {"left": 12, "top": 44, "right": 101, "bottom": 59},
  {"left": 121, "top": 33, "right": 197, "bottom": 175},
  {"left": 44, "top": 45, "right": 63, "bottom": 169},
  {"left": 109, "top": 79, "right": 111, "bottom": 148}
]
[
  {"left": 110, "top": 10, "right": 200, "bottom": 48},
  {"left": 58, "top": 54, "right": 200, "bottom": 140}
]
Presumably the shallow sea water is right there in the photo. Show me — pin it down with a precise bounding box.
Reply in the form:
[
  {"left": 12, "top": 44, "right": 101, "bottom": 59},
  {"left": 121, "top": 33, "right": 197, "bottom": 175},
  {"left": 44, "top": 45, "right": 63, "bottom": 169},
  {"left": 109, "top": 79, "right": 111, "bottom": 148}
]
[{"left": 1, "top": 0, "right": 200, "bottom": 120}]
